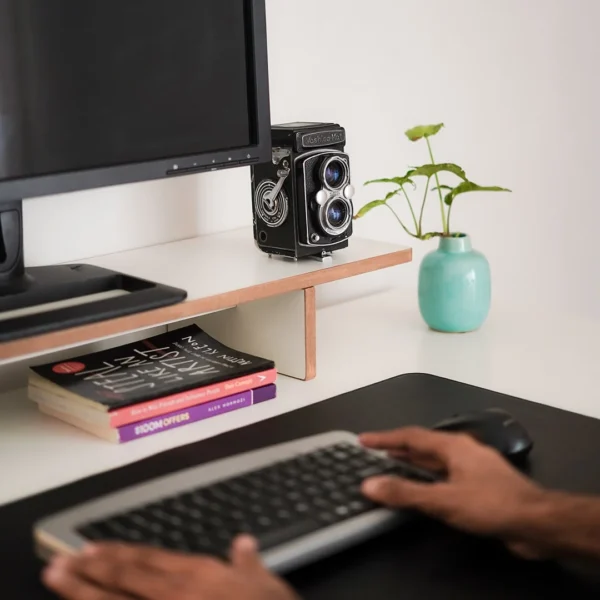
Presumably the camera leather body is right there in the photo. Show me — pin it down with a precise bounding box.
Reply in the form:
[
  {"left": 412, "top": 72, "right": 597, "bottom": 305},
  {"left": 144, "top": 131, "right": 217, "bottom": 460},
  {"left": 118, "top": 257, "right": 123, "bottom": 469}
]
[{"left": 251, "top": 122, "right": 354, "bottom": 260}]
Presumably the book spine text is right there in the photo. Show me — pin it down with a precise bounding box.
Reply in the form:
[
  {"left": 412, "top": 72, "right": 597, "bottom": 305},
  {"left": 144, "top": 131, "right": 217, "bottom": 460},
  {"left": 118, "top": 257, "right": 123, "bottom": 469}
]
[
  {"left": 109, "top": 369, "right": 276, "bottom": 427},
  {"left": 118, "top": 384, "right": 276, "bottom": 443}
]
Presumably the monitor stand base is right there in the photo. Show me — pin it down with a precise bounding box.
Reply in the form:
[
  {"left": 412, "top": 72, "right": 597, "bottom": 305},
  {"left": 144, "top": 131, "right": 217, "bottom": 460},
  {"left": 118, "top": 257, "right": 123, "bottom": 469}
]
[{"left": 0, "top": 200, "right": 187, "bottom": 343}]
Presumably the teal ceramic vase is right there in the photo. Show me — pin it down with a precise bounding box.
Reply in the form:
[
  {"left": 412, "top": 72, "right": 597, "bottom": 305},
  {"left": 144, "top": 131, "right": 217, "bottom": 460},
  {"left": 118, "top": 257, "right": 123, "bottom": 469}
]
[{"left": 418, "top": 235, "right": 490, "bottom": 333}]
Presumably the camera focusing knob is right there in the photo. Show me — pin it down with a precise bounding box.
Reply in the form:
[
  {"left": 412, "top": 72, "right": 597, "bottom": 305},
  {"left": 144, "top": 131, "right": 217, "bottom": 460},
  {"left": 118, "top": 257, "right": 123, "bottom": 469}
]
[
  {"left": 343, "top": 184, "right": 355, "bottom": 200},
  {"left": 310, "top": 233, "right": 320, "bottom": 243},
  {"left": 265, "top": 166, "right": 290, "bottom": 203},
  {"left": 316, "top": 190, "right": 329, "bottom": 206}
]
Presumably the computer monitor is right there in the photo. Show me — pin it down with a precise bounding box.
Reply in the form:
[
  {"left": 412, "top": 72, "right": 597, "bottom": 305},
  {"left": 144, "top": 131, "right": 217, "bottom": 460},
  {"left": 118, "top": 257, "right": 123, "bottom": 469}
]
[{"left": 0, "top": 0, "right": 271, "bottom": 342}]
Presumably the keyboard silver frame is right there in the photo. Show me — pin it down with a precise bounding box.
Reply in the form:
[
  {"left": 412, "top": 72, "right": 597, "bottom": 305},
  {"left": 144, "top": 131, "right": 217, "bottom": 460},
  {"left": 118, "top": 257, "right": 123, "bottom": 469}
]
[{"left": 34, "top": 431, "right": 407, "bottom": 573}]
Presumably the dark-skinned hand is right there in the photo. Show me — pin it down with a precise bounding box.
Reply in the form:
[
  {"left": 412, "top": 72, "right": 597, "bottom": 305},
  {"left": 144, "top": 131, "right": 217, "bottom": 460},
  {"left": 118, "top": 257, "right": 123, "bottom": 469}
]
[
  {"left": 360, "top": 426, "right": 547, "bottom": 559},
  {"left": 43, "top": 535, "right": 299, "bottom": 600}
]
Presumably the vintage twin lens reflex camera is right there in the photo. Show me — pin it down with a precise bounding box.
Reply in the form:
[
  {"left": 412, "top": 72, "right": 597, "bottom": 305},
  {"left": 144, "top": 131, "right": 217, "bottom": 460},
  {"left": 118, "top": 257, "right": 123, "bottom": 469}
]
[{"left": 251, "top": 122, "right": 354, "bottom": 260}]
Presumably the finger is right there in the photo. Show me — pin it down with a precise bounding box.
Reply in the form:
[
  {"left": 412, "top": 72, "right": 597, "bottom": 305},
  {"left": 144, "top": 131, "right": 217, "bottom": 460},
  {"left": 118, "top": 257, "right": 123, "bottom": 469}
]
[
  {"left": 387, "top": 449, "right": 446, "bottom": 473},
  {"left": 62, "top": 553, "right": 174, "bottom": 599},
  {"left": 84, "top": 542, "right": 224, "bottom": 573},
  {"left": 43, "top": 557, "right": 128, "bottom": 600},
  {"left": 362, "top": 475, "right": 449, "bottom": 515},
  {"left": 230, "top": 535, "right": 264, "bottom": 572},
  {"left": 360, "top": 427, "right": 458, "bottom": 461}
]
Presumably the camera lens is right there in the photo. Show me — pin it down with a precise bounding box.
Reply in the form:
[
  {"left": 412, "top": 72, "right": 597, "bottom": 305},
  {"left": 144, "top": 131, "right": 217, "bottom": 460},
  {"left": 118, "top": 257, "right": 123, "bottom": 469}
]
[
  {"left": 321, "top": 157, "right": 348, "bottom": 190},
  {"left": 318, "top": 197, "right": 352, "bottom": 236},
  {"left": 325, "top": 161, "right": 344, "bottom": 188},
  {"left": 327, "top": 199, "right": 348, "bottom": 228}
]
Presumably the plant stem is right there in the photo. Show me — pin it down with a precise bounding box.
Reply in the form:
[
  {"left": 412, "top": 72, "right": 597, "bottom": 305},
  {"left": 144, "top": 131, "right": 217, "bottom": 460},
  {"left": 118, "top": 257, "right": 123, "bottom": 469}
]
[
  {"left": 417, "top": 176, "right": 431, "bottom": 237},
  {"left": 400, "top": 184, "right": 419, "bottom": 234},
  {"left": 426, "top": 136, "right": 448, "bottom": 235},
  {"left": 447, "top": 202, "right": 453, "bottom": 235},
  {"left": 384, "top": 203, "right": 418, "bottom": 239}
]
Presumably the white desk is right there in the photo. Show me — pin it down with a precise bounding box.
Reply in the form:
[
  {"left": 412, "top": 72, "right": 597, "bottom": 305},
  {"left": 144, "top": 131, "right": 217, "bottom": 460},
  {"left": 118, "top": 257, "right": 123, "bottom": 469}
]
[{"left": 1, "top": 287, "right": 598, "bottom": 507}]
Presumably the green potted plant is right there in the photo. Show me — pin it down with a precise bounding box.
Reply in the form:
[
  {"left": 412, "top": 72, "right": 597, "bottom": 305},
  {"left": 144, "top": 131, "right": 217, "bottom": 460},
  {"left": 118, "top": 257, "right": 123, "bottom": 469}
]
[{"left": 354, "top": 123, "right": 510, "bottom": 332}]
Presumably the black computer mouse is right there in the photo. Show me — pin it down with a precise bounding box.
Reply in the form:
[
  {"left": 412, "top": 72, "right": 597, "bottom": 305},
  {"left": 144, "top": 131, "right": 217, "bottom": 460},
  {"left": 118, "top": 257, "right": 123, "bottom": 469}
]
[{"left": 432, "top": 407, "right": 533, "bottom": 460}]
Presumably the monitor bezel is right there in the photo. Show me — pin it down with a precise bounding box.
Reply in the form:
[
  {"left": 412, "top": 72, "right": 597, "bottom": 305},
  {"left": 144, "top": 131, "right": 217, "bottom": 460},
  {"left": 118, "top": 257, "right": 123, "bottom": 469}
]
[{"left": 0, "top": 0, "right": 271, "bottom": 203}]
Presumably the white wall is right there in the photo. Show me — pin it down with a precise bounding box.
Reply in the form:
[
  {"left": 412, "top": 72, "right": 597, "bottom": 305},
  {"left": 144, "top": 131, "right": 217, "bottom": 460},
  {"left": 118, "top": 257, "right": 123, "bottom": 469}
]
[{"left": 22, "top": 0, "right": 600, "bottom": 316}]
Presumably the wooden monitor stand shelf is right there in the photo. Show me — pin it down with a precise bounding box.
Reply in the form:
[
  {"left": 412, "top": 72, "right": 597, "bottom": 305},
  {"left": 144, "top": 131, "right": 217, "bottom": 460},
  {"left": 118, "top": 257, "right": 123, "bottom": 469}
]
[{"left": 0, "top": 227, "right": 411, "bottom": 380}]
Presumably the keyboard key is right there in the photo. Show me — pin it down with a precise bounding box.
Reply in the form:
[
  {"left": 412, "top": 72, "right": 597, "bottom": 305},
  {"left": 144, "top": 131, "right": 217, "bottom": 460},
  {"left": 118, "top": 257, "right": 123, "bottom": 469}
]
[
  {"left": 186, "top": 535, "right": 214, "bottom": 553},
  {"left": 207, "top": 516, "right": 227, "bottom": 529},
  {"left": 256, "top": 519, "right": 320, "bottom": 551},
  {"left": 358, "top": 466, "right": 386, "bottom": 479},
  {"left": 147, "top": 521, "right": 165, "bottom": 535},
  {"left": 190, "top": 493, "right": 210, "bottom": 508},
  {"left": 317, "top": 468, "right": 334, "bottom": 479},
  {"left": 318, "top": 511, "right": 337, "bottom": 524},
  {"left": 78, "top": 524, "right": 105, "bottom": 541},
  {"left": 257, "top": 516, "right": 273, "bottom": 529},
  {"left": 246, "top": 476, "right": 265, "bottom": 489},
  {"left": 127, "top": 513, "right": 149, "bottom": 528},
  {"left": 337, "top": 474, "right": 356, "bottom": 486},
  {"left": 226, "top": 481, "right": 249, "bottom": 496},
  {"left": 313, "top": 497, "right": 333, "bottom": 509},
  {"left": 329, "top": 491, "right": 347, "bottom": 503},
  {"left": 267, "top": 497, "right": 286, "bottom": 509},
  {"left": 189, "top": 522, "right": 207, "bottom": 535},
  {"left": 332, "top": 451, "right": 349, "bottom": 461},
  {"left": 166, "top": 530, "right": 185, "bottom": 543}
]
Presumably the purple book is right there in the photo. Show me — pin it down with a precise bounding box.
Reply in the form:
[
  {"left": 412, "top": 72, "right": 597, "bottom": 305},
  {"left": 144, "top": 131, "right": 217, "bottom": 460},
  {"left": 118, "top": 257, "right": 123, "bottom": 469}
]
[{"left": 116, "top": 384, "right": 276, "bottom": 443}]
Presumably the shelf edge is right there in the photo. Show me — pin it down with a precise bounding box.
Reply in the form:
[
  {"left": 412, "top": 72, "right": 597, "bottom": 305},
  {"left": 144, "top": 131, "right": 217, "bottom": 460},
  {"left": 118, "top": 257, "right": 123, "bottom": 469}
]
[{"left": 0, "top": 247, "right": 411, "bottom": 363}]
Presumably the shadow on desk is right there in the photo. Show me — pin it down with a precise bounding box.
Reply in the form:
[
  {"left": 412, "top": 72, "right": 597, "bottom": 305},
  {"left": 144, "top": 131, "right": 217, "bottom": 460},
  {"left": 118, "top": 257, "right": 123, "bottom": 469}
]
[{"left": 3, "top": 373, "right": 600, "bottom": 599}]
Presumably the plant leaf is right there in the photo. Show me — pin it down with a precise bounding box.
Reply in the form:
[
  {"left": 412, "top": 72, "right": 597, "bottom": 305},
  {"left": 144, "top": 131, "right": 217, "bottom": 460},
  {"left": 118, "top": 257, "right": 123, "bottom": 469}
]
[
  {"left": 444, "top": 181, "right": 512, "bottom": 206},
  {"left": 354, "top": 199, "right": 387, "bottom": 219},
  {"left": 411, "top": 163, "right": 467, "bottom": 180},
  {"left": 353, "top": 189, "right": 401, "bottom": 219},
  {"left": 383, "top": 189, "right": 401, "bottom": 201},
  {"left": 432, "top": 184, "right": 453, "bottom": 192},
  {"left": 364, "top": 173, "right": 415, "bottom": 188},
  {"left": 353, "top": 199, "right": 386, "bottom": 219},
  {"left": 405, "top": 123, "right": 444, "bottom": 142}
]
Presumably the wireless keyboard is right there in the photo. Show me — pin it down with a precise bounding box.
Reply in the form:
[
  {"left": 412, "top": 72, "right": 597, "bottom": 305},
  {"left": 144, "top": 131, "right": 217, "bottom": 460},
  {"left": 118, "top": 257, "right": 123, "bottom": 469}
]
[{"left": 34, "top": 431, "right": 437, "bottom": 573}]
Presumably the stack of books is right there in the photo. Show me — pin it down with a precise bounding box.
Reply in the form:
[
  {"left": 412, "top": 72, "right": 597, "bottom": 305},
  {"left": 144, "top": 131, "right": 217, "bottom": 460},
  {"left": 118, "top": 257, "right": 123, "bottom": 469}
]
[{"left": 28, "top": 325, "right": 277, "bottom": 443}]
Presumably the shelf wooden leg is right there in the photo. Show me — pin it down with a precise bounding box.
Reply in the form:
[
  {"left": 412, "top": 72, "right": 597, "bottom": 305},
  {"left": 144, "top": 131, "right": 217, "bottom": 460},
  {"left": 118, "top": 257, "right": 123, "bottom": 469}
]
[{"left": 185, "top": 288, "right": 317, "bottom": 381}]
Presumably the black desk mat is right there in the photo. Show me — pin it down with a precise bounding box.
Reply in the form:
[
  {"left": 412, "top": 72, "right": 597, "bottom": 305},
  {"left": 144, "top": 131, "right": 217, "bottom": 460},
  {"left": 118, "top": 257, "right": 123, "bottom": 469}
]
[{"left": 3, "top": 373, "right": 600, "bottom": 599}]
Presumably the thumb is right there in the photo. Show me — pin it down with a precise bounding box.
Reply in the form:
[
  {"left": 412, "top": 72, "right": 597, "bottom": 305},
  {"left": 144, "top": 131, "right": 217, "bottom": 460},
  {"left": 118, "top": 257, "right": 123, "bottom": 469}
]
[
  {"left": 230, "top": 535, "right": 264, "bottom": 572},
  {"left": 362, "top": 476, "right": 438, "bottom": 509}
]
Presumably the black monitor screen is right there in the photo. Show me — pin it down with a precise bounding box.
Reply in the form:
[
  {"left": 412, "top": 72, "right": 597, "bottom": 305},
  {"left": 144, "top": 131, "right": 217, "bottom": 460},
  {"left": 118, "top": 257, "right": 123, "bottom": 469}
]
[{"left": 0, "top": 0, "right": 254, "bottom": 181}]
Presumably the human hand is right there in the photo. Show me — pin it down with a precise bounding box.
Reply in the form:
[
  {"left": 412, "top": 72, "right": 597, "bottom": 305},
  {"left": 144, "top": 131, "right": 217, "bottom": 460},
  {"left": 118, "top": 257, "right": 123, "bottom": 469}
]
[
  {"left": 42, "top": 535, "right": 299, "bottom": 600},
  {"left": 359, "top": 427, "right": 548, "bottom": 555}
]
